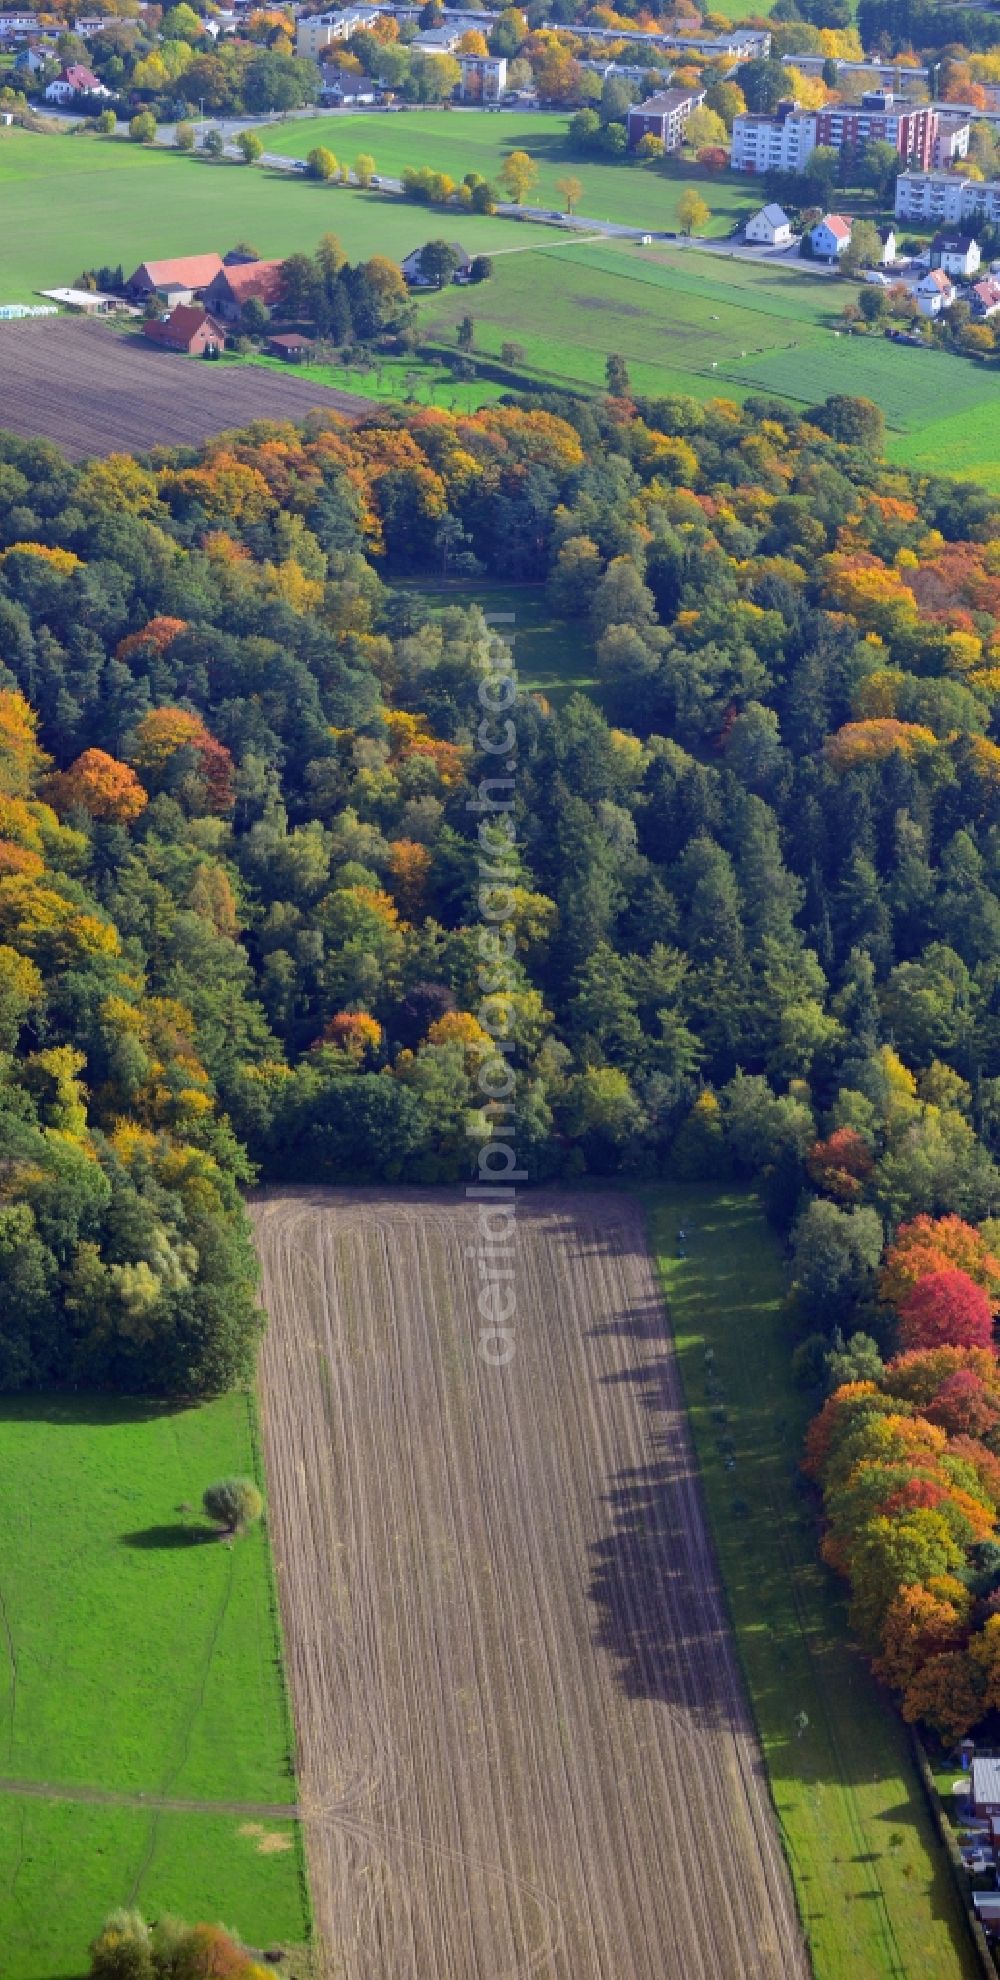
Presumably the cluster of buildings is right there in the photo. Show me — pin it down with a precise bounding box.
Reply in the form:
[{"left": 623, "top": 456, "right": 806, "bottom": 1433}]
[{"left": 731, "top": 90, "right": 940, "bottom": 176}]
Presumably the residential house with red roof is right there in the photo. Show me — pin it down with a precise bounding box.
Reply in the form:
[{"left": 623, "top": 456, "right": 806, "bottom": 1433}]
[
  {"left": 44, "top": 62, "right": 109, "bottom": 99},
  {"left": 143, "top": 303, "right": 226, "bottom": 354}
]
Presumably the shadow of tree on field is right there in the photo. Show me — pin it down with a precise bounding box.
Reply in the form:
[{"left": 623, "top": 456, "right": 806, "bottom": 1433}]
[
  {"left": 587, "top": 1289, "right": 749, "bottom": 1729},
  {"left": 120, "top": 1523, "right": 216, "bottom": 1550}
]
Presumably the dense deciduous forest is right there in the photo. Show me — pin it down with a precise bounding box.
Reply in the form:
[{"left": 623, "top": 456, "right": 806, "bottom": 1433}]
[{"left": 6, "top": 389, "right": 1000, "bottom": 1726}]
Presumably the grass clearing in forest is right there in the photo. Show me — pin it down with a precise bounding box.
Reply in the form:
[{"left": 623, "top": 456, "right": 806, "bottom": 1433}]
[
  {"left": 0, "top": 1390, "right": 309, "bottom": 1980},
  {"left": 390, "top": 576, "right": 598, "bottom": 701},
  {"left": 648, "top": 1183, "right": 978, "bottom": 1980}
]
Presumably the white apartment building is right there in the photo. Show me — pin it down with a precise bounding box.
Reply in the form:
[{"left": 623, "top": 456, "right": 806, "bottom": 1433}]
[
  {"left": 895, "top": 170, "right": 1000, "bottom": 226},
  {"left": 731, "top": 102, "right": 817, "bottom": 174},
  {"left": 296, "top": 8, "right": 378, "bottom": 58}
]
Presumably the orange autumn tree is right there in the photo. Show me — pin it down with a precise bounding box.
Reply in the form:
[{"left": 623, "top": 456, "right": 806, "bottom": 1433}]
[
  {"left": 45, "top": 749, "right": 148, "bottom": 825},
  {"left": 130, "top": 708, "right": 234, "bottom": 813},
  {"left": 115, "top": 616, "right": 187, "bottom": 666},
  {"left": 314, "top": 1011, "right": 383, "bottom": 1058},
  {"left": 879, "top": 1215, "right": 1000, "bottom": 1311},
  {"left": 387, "top": 838, "right": 432, "bottom": 918}
]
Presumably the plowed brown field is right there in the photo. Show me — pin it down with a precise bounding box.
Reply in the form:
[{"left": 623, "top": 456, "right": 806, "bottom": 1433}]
[
  {"left": 0, "top": 318, "right": 372, "bottom": 458},
  {"left": 252, "top": 1187, "right": 808, "bottom": 1980}
]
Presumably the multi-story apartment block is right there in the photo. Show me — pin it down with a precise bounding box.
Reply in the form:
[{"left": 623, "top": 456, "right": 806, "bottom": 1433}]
[
  {"left": 626, "top": 87, "right": 706, "bottom": 152},
  {"left": 895, "top": 171, "right": 1000, "bottom": 226},
  {"left": 296, "top": 8, "right": 378, "bottom": 59},
  {"left": 814, "top": 92, "right": 937, "bottom": 170},
  {"left": 730, "top": 99, "right": 818, "bottom": 174}
]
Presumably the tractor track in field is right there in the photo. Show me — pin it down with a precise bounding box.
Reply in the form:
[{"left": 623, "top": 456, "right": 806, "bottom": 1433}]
[{"left": 252, "top": 1187, "right": 808, "bottom": 1980}]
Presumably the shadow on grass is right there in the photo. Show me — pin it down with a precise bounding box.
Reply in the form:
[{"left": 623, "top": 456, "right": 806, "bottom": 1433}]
[{"left": 120, "top": 1523, "right": 217, "bottom": 1549}]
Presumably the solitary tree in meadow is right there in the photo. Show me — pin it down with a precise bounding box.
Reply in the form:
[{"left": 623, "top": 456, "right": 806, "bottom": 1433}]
[
  {"left": 556, "top": 174, "right": 584, "bottom": 214},
  {"left": 237, "top": 129, "right": 263, "bottom": 165},
  {"left": 605, "top": 351, "right": 630, "bottom": 395},
  {"left": 498, "top": 149, "right": 537, "bottom": 204},
  {"left": 203, "top": 1477, "right": 264, "bottom": 1536},
  {"left": 677, "top": 188, "right": 710, "bottom": 235},
  {"left": 129, "top": 110, "right": 156, "bottom": 144},
  {"left": 354, "top": 151, "right": 376, "bottom": 186}
]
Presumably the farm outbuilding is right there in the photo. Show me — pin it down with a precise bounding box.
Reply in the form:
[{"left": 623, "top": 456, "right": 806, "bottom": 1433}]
[
  {"left": 266, "top": 333, "right": 313, "bottom": 361},
  {"left": 38, "top": 287, "right": 124, "bottom": 313},
  {"left": 126, "top": 254, "right": 225, "bottom": 307}
]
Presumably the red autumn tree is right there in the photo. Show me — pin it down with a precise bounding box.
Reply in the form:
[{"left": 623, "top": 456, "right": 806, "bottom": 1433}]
[
  {"left": 897, "top": 1269, "right": 994, "bottom": 1354},
  {"left": 806, "top": 1126, "right": 874, "bottom": 1202},
  {"left": 924, "top": 1368, "right": 1000, "bottom": 1439},
  {"left": 45, "top": 748, "right": 148, "bottom": 824}
]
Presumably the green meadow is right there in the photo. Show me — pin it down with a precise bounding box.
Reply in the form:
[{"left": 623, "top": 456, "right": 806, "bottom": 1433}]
[
  {"left": 267, "top": 107, "right": 757, "bottom": 235},
  {"left": 0, "top": 123, "right": 532, "bottom": 303},
  {"left": 648, "top": 1184, "right": 978, "bottom": 1980},
  {"left": 0, "top": 1391, "right": 309, "bottom": 1979}
]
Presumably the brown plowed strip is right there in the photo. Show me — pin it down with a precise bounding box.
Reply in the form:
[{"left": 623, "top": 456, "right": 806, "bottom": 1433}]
[
  {"left": 0, "top": 1777, "right": 299, "bottom": 1818},
  {"left": 0, "top": 317, "right": 373, "bottom": 459},
  {"left": 252, "top": 1187, "right": 809, "bottom": 1980}
]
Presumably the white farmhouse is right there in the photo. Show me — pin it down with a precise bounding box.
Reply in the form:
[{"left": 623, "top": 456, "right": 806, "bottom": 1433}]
[{"left": 745, "top": 203, "right": 792, "bottom": 247}]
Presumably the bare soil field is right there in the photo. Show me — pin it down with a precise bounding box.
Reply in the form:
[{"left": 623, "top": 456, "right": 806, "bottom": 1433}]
[
  {"left": 0, "top": 317, "right": 373, "bottom": 458},
  {"left": 252, "top": 1187, "right": 808, "bottom": 1980}
]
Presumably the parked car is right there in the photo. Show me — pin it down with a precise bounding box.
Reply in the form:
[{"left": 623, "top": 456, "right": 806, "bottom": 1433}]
[{"left": 863, "top": 270, "right": 890, "bottom": 286}]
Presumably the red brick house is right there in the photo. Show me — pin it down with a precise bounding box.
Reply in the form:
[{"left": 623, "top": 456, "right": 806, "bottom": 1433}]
[
  {"left": 143, "top": 304, "right": 226, "bottom": 354},
  {"left": 202, "top": 258, "right": 286, "bottom": 325}
]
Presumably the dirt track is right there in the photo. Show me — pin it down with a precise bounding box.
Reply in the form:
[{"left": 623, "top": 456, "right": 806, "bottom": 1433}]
[
  {"left": 252, "top": 1188, "right": 808, "bottom": 1980},
  {"left": 0, "top": 317, "right": 373, "bottom": 458}
]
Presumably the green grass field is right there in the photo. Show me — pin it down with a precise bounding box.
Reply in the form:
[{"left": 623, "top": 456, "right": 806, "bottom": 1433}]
[
  {"left": 647, "top": 1184, "right": 978, "bottom": 1980},
  {"left": 391, "top": 576, "right": 597, "bottom": 700},
  {"left": 0, "top": 124, "right": 534, "bottom": 305},
  {"left": 0, "top": 1391, "right": 309, "bottom": 1980},
  {"left": 268, "top": 107, "right": 757, "bottom": 236},
  {"left": 250, "top": 347, "right": 510, "bottom": 411}
]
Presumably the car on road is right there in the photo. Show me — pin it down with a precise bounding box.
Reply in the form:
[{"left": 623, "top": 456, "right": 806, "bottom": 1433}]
[{"left": 293, "top": 159, "right": 308, "bottom": 172}]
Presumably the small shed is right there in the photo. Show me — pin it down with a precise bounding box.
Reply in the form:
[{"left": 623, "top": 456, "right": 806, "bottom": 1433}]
[{"left": 266, "top": 332, "right": 314, "bottom": 362}]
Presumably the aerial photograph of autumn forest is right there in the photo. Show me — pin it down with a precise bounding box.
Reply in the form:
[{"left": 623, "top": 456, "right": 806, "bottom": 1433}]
[{"left": 12, "top": 0, "right": 1000, "bottom": 1972}]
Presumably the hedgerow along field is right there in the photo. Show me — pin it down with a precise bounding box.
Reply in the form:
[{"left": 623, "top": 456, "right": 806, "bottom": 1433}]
[
  {"left": 0, "top": 1391, "right": 309, "bottom": 1980},
  {"left": 648, "top": 1184, "right": 978, "bottom": 1980},
  {"left": 252, "top": 1186, "right": 807, "bottom": 1980},
  {"left": 267, "top": 107, "right": 758, "bottom": 235}
]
